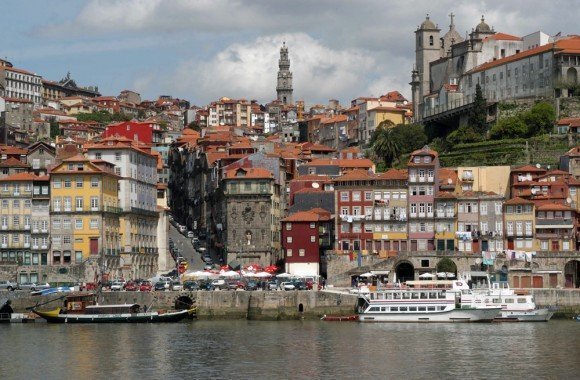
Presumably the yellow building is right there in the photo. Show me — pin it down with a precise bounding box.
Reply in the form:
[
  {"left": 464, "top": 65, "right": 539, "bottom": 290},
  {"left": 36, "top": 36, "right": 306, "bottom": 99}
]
[
  {"left": 456, "top": 166, "right": 511, "bottom": 198},
  {"left": 366, "top": 106, "right": 407, "bottom": 132},
  {"left": 49, "top": 155, "right": 121, "bottom": 278},
  {"left": 504, "top": 197, "right": 535, "bottom": 252}
]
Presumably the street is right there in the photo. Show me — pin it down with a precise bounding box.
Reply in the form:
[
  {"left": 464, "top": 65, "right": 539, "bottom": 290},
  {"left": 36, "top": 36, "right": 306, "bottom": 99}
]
[{"left": 168, "top": 224, "right": 203, "bottom": 272}]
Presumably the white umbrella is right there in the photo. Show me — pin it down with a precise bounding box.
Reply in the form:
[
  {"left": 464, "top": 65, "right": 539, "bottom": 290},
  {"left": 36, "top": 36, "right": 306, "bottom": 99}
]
[
  {"left": 221, "top": 270, "right": 240, "bottom": 278},
  {"left": 436, "top": 272, "right": 447, "bottom": 278},
  {"left": 359, "top": 272, "right": 374, "bottom": 277},
  {"left": 276, "top": 273, "right": 292, "bottom": 278},
  {"left": 445, "top": 272, "right": 455, "bottom": 278},
  {"left": 194, "top": 271, "right": 218, "bottom": 279},
  {"left": 253, "top": 271, "right": 273, "bottom": 278},
  {"left": 419, "top": 273, "right": 435, "bottom": 279}
]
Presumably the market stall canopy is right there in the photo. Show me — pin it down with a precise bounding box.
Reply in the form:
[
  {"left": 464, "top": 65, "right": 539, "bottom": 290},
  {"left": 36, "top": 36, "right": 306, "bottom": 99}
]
[{"left": 419, "top": 273, "right": 435, "bottom": 279}]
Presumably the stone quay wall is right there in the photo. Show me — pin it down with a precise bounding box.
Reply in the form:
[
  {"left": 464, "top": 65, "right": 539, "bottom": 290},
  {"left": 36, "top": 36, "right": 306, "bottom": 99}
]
[{"left": 4, "top": 290, "right": 359, "bottom": 320}]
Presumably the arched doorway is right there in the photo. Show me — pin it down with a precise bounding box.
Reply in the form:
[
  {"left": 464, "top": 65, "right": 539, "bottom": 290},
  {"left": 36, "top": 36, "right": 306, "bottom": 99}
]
[
  {"left": 175, "top": 296, "right": 194, "bottom": 310},
  {"left": 395, "top": 262, "right": 415, "bottom": 283},
  {"left": 564, "top": 260, "right": 580, "bottom": 288},
  {"left": 436, "top": 257, "right": 457, "bottom": 277}
]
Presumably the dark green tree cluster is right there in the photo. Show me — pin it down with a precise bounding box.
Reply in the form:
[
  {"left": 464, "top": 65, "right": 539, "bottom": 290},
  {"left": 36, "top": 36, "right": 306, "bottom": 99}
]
[
  {"left": 446, "top": 84, "right": 488, "bottom": 145},
  {"left": 490, "top": 102, "right": 555, "bottom": 140},
  {"left": 370, "top": 121, "right": 427, "bottom": 169}
]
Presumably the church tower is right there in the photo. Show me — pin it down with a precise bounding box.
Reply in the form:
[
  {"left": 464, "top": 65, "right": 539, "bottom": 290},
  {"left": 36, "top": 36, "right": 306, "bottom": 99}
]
[
  {"left": 414, "top": 15, "right": 441, "bottom": 119},
  {"left": 276, "top": 42, "right": 294, "bottom": 105}
]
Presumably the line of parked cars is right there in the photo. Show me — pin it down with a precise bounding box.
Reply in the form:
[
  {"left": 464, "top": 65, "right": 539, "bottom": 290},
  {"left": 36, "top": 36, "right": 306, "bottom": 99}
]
[{"left": 0, "top": 280, "right": 51, "bottom": 291}]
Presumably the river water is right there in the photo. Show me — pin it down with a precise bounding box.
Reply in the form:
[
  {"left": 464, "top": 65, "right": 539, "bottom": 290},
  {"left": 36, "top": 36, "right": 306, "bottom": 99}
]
[{"left": 1, "top": 320, "right": 579, "bottom": 379}]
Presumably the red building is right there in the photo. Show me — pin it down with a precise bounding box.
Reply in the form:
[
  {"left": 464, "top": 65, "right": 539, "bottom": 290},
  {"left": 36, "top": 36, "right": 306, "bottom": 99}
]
[
  {"left": 281, "top": 208, "right": 333, "bottom": 276},
  {"left": 103, "top": 121, "right": 163, "bottom": 144}
]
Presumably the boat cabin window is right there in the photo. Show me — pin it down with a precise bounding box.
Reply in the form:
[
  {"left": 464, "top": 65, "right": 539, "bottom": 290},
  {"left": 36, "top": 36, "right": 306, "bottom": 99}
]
[
  {"left": 385, "top": 293, "right": 392, "bottom": 299},
  {"left": 380, "top": 307, "right": 386, "bottom": 312},
  {"left": 369, "top": 306, "right": 380, "bottom": 312},
  {"left": 427, "top": 306, "right": 435, "bottom": 311},
  {"left": 409, "top": 307, "right": 417, "bottom": 312},
  {"left": 411, "top": 292, "right": 419, "bottom": 299},
  {"left": 377, "top": 293, "right": 385, "bottom": 300},
  {"left": 493, "top": 298, "right": 501, "bottom": 303},
  {"left": 437, "top": 306, "right": 445, "bottom": 311},
  {"left": 505, "top": 299, "right": 514, "bottom": 303},
  {"left": 402, "top": 293, "right": 411, "bottom": 299},
  {"left": 429, "top": 292, "right": 437, "bottom": 299},
  {"left": 400, "top": 307, "right": 408, "bottom": 312},
  {"left": 517, "top": 299, "right": 526, "bottom": 304},
  {"left": 418, "top": 307, "right": 426, "bottom": 311},
  {"left": 420, "top": 292, "right": 427, "bottom": 299},
  {"left": 390, "top": 307, "right": 398, "bottom": 312},
  {"left": 438, "top": 292, "right": 446, "bottom": 299},
  {"left": 393, "top": 293, "right": 401, "bottom": 299}
]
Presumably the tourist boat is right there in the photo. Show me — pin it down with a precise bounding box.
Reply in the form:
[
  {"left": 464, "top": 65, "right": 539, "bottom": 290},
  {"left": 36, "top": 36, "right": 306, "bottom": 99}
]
[
  {"left": 466, "top": 272, "right": 554, "bottom": 322},
  {"left": 31, "top": 293, "right": 196, "bottom": 323},
  {"left": 356, "top": 280, "right": 501, "bottom": 323}
]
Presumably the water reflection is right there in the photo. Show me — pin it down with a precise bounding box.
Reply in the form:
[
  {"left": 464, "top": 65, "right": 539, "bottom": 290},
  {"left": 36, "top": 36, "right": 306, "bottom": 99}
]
[{"left": 1, "top": 321, "right": 579, "bottom": 379}]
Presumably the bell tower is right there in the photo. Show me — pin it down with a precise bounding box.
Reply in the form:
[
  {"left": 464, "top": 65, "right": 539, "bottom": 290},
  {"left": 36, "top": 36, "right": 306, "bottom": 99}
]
[
  {"left": 414, "top": 14, "right": 441, "bottom": 119},
  {"left": 276, "top": 42, "right": 294, "bottom": 105}
]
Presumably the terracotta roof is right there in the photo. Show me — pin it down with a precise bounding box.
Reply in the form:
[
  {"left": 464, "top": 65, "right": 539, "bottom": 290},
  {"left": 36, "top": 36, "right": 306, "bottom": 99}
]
[
  {"left": 557, "top": 117, "right": 580, "bottom": 127},
  {"left": 294, "top": 187, "right": 324, "bottom": 194},
  {"left": 308, "top": 158, "right": 374, "bottom": 168},
  {"left": 0, "top": 145, "right": 28, "bottom": 155},
  {"left": 3, "top": 97, "right": 33, "bottom": 104},
  {"left": 439, "top": 168, "right": 457, "bottom": 187},
  {"left": 535, "top": 202, "right": 574, "bottom": 211},
  {"left": 0, "top": 157, "right": 30, "bottom": 168},
  {"left": 564, "top": 146, "right": 580, "bottom": 157},
  {"left": 504, "top": 197, "right": 534, "bottom": 205},
  {"left": 467, "top": 35, "right": 580, "bottom": 74},
  {"left": 282, "top": 208, "right": 332, "bottom": 222},
  {"left": 377, "top": 168, "right": 408, "bottom": 180},
  {"left": 482, "top": 32, "right": 522, "bottom": 42},
  {"left": 380, "top": 91, "right": 407, "bottom": 102},
  {"left": 0, "top": 172, "right": 40, "bottom": 182},
  {"left": 435, "top": 192, "right": 457, "bottom": 199},
  {"left": 512, "top": 164, "right": 547, "bottom": 173},
  {"left": 334, "top": 169, "right": 374, "bottom": 181},
  {"left": 293, "top": 174, "right": 333, "bottom": 182},
  {"left": 224, "top": 167, "right": 273, "bottom": 180}
]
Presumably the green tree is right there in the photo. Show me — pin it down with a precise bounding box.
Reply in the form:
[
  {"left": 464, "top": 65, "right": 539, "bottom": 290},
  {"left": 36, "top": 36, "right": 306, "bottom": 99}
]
[
  {"left": 389, "top": 123, "right": 428, "bottom": 154},
  {"left": 489, "top": 116, "right": 528, "bottom": 140},
  {"left": 468, "top": 84, "right": 487, "bottom": 135},
  {"left": 436, "top": 257, "right": 457, "bottom": 273},
  {"left": 523, "top": 102, "right": 555, "bottom": 136},
  {"left": 187, "top": 121, "right": 201, "bottom": 132},
  {"left": 50, "top": 121, "right": 60, "bottom": 139},
  {"left": 370, "top": 121, "right": 400, "bottom": 168}
]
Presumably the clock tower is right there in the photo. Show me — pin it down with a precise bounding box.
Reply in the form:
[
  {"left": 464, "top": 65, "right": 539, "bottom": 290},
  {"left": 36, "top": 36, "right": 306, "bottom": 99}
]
[{"left": 276, "top": 42, "right": 294, "bottom": 105}]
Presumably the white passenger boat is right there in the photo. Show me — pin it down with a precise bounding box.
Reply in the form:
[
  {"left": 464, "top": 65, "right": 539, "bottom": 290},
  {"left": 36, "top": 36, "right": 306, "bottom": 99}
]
[
  {"left": 357, "top": 280, "right": 501, "bottom": 323},
  {"left": 465, "top": 273, "right": 554, "bottom": 322}
]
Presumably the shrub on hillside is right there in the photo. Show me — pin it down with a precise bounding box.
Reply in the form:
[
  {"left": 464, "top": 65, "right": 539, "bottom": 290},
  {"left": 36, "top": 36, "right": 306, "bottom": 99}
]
[{"left": 490, "top": 116, "right": 528, "bottom": 140}]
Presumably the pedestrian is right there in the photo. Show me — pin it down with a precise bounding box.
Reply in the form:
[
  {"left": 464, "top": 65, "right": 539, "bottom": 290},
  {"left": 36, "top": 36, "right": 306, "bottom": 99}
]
[{"left": 322, "top": 278, "right": 326, "bottom": 290}]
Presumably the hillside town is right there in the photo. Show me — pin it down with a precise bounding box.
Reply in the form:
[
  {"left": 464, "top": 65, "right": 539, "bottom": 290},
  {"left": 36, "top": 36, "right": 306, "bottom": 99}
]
[{"left": 0, "top": 14, "right": 579, "bottom": 291}]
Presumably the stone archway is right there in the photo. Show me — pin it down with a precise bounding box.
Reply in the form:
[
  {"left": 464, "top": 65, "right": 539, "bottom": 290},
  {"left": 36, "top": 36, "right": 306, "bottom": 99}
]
[
  {"left": 436, "top": 257, "right": 457, "bottom": 276},
  {"left": 395, "top": 261, "right": 415, "bottom": 283},
  {"left": 175, "top": 295, "right": 194, "bottom": 310},
  {"left": 564, "top": 260, "right": 580, "bottom": 288}
]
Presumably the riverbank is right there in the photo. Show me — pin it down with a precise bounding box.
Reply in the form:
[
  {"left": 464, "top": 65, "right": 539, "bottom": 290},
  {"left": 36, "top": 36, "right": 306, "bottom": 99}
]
[{"left": 4, "top": 288, "right": 579, "bottom": 320}]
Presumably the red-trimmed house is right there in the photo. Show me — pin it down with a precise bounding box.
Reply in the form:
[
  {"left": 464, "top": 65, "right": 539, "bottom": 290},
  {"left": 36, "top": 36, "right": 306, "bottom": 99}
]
[
  {"left": 281, "top": 208, "right": 334, "bottom": 277},
  {"left": 103, "top": 121, "right": 164, "bottom": 144}
]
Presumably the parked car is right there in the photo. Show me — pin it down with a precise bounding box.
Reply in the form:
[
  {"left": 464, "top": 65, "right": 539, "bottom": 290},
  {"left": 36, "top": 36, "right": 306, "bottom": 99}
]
[
  {"left": 191, "top": 237, "right": 199, "bottom": 245},
  {"left": 171, "top": 281, "right": 183, "bottom": 291},
  {"left": 211, "top": 279, "right": 228, "bottom": 290},
  {"left": 199, "top": 281, "right": 215, "bottom": 291},
  {"left": 154, "top": 280, "right": 171, "bottom": 291},
  {"left": 183, "top": 281, "right": 200, "bottom": 291},
  {"left": 110, "top": 281, "right": 125, "bottom": 291},
  {"left": 187, "top": 231, "right": 194, "bottom": 238},
  {"left": 292, "top": 281, "right": 308, "bottom": 290},
  {"left": 267, "top": 281, "right": 278, "bottom": 291},
  {"left": 0, "top": 280, "right": 17, "bottom": 291},
  {"left": 18, "top": 282, "right": 51, "bottom": 291},
  {"left": 178, "top": 225, "right": 187, "bottom": 234},
  {"left": 139, "top": 281, "right": 153, "bottom": 292},
  {"left": 245, "top": 280, "right": 259, "bottom": 291},
  {"left": 124, "top": 282, "right": 138, "bottom": 291},
  {"left": 227, "top": 280, "right": 246, "bottom": 290},
  {"left": 280, "top": 281, "right": 295, "bottom": 291},
  {"left": 204, "top": 264, "right": 213, "bottom": 271}
]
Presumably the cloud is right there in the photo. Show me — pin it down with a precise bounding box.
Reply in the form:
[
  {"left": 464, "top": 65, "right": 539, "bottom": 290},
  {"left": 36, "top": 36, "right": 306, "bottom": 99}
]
[{"left": 157, "top": 33, "right": 379, "bottom": 105}]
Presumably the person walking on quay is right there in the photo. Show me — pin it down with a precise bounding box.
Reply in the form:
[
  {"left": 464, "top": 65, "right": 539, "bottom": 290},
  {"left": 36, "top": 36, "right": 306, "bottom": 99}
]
[{"left": 322, "top": 278, "right": 326, "bottom": 290}]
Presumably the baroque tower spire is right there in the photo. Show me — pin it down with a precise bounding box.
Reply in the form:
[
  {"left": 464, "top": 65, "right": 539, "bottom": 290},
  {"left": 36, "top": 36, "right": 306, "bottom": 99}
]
[{"left": 276, "top": 42, "right": 294, "bottom": 105}]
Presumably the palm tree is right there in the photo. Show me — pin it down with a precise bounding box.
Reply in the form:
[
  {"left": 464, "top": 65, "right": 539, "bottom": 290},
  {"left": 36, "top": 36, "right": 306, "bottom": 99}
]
[{"left": 370, "top": 121, "right": 400, "bottom": 168}]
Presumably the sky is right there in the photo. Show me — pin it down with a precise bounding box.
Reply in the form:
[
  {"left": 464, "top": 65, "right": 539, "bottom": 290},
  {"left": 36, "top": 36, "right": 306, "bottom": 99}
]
[{"left": 0, "top": 0, "right": 577, "bottom": 107}]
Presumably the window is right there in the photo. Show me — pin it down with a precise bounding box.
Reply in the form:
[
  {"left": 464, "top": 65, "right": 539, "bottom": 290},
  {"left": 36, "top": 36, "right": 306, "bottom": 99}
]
[
  {"left": 429, "top": 35, "right": 434, "bottom": 46},
  {"left": 53, "top": 179, "right": 61, "bottom": 189},
  {"left": 75, "top": 251, "right": 83, "bottom": 263},
  {"left": 352, "top": 192, "right": 361, "bottom": 201},
  {"left": 53, "top": 197, "right": 62, "bottom": 211},
  {"left": 286, "top": 223, "right": 292, "bottom": 231},
  {"left": 63, "top": 235, "right": 71, "bottom": 244},
  {"left": 1, "top": 200, "right": 7, "bottom": 208},
  {"left": 480, "top": 203, "right": 487, "bottom": 215},
  {"left": 90, "top": 197, "right": 99, "bottom": 210},
  {"left": 13, "top": 215, "right": 20, "bottom": 227},
  {"left": 75, "top": 197, "right": 84, "bottom": 210},
  {"left": 63, "top": 218, "right": 71, "bottom": 229},
  {"left": 310, "top": 222, "right": 315, "bottom": 229},
  {"left": 341, "top": 223, "right": 349, "bottom": 233},
  {"left": 64, "top": 178, "right": 71, "bottom": 188},
  {"left": 364, "top": 192, "right": 372, "bottom": 201},
  {"left": 340, "top": 191, "right": 349, "bottom": 202},
  {"left": 286, "top": 237, "right": 292, "bottom": 243},
  {"left": 340, "top": 207, "right": 349, "bottom": 215},
  {"left": 310, "top": 235, "right": 316, "bottom": 243},
  {"left": 286, "top": 249, "right": 293, "bottom": 257},
  {"left": 75, "top": 219, "right": 83, "bottom": 230},
  {"left": 90, "top": 219, "right": 98, "bottom": 229},
  {"left": 115, "top": 152, "right": 121, "bottom": 161},
  {"left": 53, "top": 219, "right": 61, "bottom": 229},
  {"left": 299, "top": 249, "right": 305, "bottom": 256},
  {"left": 91, "top": 177, "right": 99, "bottom": 188},
  {"left": 13, "top": 200, "right": 20, "bottom": 208},
  {"left": 495, "top": 202, "right": 502, "bottom": 214},
  {"left": 24, "top": 200, "right": 31, "bottom": 208}
]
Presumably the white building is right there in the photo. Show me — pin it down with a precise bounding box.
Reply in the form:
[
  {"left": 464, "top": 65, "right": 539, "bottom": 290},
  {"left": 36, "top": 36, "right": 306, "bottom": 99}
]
[{"left": 0, "top": 66, "right": 42, "bottom": 107}]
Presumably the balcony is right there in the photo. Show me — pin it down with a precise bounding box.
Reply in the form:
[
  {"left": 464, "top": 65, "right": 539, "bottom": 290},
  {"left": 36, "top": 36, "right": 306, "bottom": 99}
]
[
  {"left": 104, "top": 206, "right": 122, "bottom": 214},
  {"left": 131, "top": 207, "right": 158, "bottom": 217}
]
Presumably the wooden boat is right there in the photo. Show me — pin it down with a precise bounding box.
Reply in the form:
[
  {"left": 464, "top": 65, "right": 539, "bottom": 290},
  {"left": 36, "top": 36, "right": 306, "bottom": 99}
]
[
  {"left": 31, "top": 293, "right": 196, "bottom": 323},
  {"left": 321, "top": 314, "right": 359, "bottom": 321}
]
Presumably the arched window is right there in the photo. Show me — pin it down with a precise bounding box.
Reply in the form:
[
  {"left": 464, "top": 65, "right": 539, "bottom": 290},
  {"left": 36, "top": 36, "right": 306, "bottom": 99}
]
[{"left": 429, "top": 36, "right": 434, "bottom": 46}]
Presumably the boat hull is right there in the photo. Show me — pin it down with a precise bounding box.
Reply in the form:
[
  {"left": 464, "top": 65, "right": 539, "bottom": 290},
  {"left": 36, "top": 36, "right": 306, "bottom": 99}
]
[
  {"left": 358, "top": 307, "right": 501, "bottom": 323},
  {"left": 495, "top": 308, "right": 554, "bottom": 322},
  {"left": 33, "top": 307, "right": 196, "bottom": 323}
]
